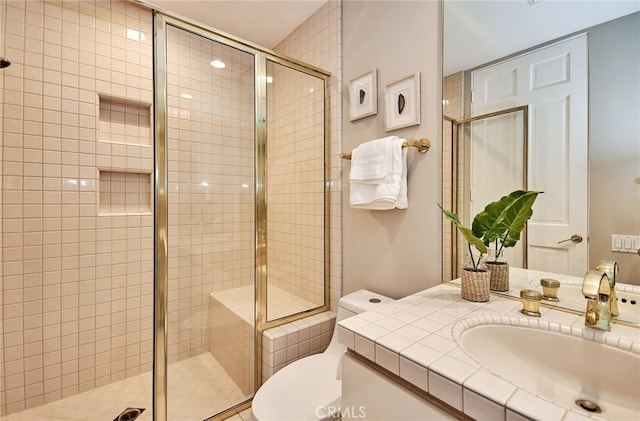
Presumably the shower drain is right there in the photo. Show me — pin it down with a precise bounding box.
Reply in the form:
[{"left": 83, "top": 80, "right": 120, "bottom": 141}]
[
  {"left": 575, "top": 399, "right": 602, "bottom": 413},
  {"left": 114, "top": 407, "right": 146, "bottom": 421}
]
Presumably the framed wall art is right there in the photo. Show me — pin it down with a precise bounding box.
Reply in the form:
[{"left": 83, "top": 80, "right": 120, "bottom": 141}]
[
  {"left": 349, "top": 69, "right": 377, "bottom": 121},
  {"left": 384, "top": 71, "right": 420, "bottom": 131}
]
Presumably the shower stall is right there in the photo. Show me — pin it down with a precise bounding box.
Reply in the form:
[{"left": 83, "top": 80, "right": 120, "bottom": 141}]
[{"left": 0, "top": 1, "right": 331, "bottom": 420}]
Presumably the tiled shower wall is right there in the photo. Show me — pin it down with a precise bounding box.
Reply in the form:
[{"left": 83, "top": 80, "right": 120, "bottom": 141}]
[
  {"left": 0, "top": 0, "right": 155, "bottom": 414},
  {"left": 266, "top": 62, "right": 325, "bottom": 307},
  {"left": 1, "top": 0, "right": 6, "bottom": 413},
  {"left": 274, "top": 0, "right": 342, "bottom": 312},
  {"left": 165, "top": 27, "right": 255, "bottom": 362}
]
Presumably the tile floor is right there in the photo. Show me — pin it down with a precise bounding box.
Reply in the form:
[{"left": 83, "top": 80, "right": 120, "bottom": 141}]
[{"left": 1, "top": 354, "right": 249, "bottom": 421}]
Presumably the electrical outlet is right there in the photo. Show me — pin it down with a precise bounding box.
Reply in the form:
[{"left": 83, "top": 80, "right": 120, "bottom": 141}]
[{"left": 611, "top": 234, "right": 640, "bottom": 253}]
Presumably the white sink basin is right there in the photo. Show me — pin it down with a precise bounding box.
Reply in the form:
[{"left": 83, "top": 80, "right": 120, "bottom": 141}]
[{"left": 460, "top": 323, "right": 640, "bottom": 419}]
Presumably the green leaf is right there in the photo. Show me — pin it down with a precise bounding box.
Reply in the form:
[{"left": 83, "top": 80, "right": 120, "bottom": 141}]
[
  {"left": 471, "top": 190, "right": 541, "bottom": 248},
  {"left": 500, "top": 192, "right": 540, "bottom": 247},
  {"left": 472, "top": 190, "right": 528, "bottom": 241},
  {"left": 439, "top": 204, "right": 487, "bottom": 255}
]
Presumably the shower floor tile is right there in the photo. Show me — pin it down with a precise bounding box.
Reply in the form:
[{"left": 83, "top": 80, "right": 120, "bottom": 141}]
[{"left": 0, "top": 353, "right": 248, "bottom": 421}]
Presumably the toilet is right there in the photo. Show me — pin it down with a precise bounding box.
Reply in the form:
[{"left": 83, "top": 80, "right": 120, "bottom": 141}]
[{"left": 251, "top": 289, "right": 395, "bottom": 421}]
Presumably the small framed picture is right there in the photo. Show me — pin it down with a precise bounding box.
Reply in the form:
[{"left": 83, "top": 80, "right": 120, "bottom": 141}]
[
  {"left": 384, "top": 71, "right": 421, "bottom": 131},
  {"left": 349, "top": 69, "right": 377, "bottom": 121}
]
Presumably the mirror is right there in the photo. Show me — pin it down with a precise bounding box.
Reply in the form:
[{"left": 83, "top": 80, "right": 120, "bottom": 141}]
[{"left": 442, "top": 1, "right": 640, "bottom": 322}]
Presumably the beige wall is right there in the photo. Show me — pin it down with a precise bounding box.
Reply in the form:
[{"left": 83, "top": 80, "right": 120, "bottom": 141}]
[
  {"left": 342, "top": 1, "right": 443, "bottom": 299},
  {"left": 588, "top": 12, "right": 640, "bottom": 284}
]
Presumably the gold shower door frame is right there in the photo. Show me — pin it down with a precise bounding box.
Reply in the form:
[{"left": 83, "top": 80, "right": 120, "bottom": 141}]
[
  {"left": 153, "top": 12, "right": 331, "bottom": 421},
  {"left": 444, "top": 105, "right": 529, "bottom": 280}
]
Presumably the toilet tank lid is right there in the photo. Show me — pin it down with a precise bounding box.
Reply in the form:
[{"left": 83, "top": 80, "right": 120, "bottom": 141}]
[{"left": 339, "top": 289, "right": 395, "bottom": 314}]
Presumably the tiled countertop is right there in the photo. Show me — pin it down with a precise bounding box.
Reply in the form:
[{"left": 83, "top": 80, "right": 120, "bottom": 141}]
[{"left": 337, "top": 282, "right": 640, "bottom": 421}]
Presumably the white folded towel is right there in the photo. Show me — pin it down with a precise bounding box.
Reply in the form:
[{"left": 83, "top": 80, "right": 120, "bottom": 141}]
[
  {"left": 349, "top": 136, "right": 396, "bottom": 183},
  {"left": 349, "top": 137, "right": 408, "bottom": 210}
]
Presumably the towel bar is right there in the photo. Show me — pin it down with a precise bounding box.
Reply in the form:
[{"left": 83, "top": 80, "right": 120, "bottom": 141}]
[{"left": 340, "top": 138, "right": 430, "bottom": 160}]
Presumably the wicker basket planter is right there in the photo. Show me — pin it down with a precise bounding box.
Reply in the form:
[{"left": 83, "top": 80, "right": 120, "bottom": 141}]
[
  {"left": 486, "top": 261, "right": 509, "bottom": 292},
  {"left": 461, "top": 268, "right": 490, "bottom": 302}
]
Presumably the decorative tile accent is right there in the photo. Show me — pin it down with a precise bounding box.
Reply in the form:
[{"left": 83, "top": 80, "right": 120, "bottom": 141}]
[{"left": 450, "top": 314, "right": 640, "bottom": 355}]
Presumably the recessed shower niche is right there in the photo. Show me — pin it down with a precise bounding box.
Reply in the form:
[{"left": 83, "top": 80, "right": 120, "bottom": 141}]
[
  {"left": 99, "top": 170, "right": 152, "bottom": 215},
  {"left": 98, "top": 94, "right": 152, "bottom": 145},
  {"left": 97, "top": 95, "right": 153, "bottom": 215}
]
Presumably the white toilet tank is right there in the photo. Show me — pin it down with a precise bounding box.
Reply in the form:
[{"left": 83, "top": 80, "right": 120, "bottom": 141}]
[
  {"left": 323, "top": 289, "right": 395, "bottom": 357},
  {"left": 337, "top": 289, "right": 395, "bottom": 319},
  {"left": 251, "top": 289, "right": 395, "bottom": 421}
]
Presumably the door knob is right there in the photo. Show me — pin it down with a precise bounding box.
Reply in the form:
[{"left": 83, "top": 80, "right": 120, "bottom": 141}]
[{"left": 557, "top": 234, "right": 583, "bottom": 244}]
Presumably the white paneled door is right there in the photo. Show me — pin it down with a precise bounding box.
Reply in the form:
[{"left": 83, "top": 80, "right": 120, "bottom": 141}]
[{"left": 471, "top": 35, "right": 588, "bottom": 276}]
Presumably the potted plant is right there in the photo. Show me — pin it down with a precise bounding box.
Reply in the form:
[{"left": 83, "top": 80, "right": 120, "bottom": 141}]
[
  {"left": 440, "top": 189, "right": 541, "bottom": 300},
  {"left": 439, "top": 206, "right": 490, "bottom": 302},
  {"left": 473, "top": 190, "right": 541, "bottom": 291}
]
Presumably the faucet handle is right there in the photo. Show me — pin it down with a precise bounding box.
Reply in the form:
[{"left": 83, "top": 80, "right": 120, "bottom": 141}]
[
  {"left": 540, "top": 278, "right": 560, "bottom": 302},
  {"left": 585, "top": 304, "right": 598, "bottom": 325},
  {"left": 520, "top": 289, "right": 543, "bottom": 317}
]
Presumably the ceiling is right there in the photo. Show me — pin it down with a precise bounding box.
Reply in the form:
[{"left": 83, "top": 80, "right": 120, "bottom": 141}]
[
  {"left": 146, "top": 0, "right": 328, "bottom": 49},
  {"left": 142, "top": 1, "right": 639, "bottom": 75},
  {"left": 444, "top": 0, "right": 640, "bottom": 75}
]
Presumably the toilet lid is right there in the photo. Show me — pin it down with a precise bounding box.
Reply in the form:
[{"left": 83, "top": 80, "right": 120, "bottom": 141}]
[{"left": 252, "top": 354, "right": 342, "bottom": 421}]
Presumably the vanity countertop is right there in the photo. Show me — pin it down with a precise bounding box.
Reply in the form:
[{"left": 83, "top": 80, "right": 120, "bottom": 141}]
[{"left": 336, "top": 281, "right": 640, "bottom": 421}]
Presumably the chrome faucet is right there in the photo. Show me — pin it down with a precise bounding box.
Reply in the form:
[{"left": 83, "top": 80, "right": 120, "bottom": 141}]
[
  {"left": 596, "top": 260, "right": 619, "bottom": 318},
  {"left": 581, "top": 270, "right": 611, "bottom": 331}
]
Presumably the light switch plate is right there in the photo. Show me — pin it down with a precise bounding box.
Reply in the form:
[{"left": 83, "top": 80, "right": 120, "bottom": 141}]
[{"left": 611, "top": 234, "right": 640, "bottom": 253}]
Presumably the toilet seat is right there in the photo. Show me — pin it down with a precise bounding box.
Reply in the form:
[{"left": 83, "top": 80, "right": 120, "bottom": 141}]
[{"left": 251, "top": 354, "right": 342, "bottom": 421}]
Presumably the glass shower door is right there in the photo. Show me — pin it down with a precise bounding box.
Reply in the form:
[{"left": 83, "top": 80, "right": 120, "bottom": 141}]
[{"left": 163, "top": 22, "right": 256, "bottom": 420}]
